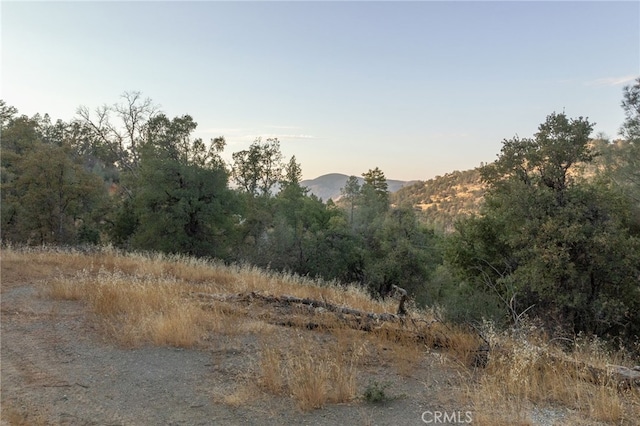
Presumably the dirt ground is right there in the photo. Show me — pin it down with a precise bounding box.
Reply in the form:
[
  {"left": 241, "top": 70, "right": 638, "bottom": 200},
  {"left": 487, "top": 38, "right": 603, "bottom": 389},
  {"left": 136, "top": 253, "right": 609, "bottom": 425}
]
[{"left": 1, "top": 276, "right": 472, "bottom": 425}]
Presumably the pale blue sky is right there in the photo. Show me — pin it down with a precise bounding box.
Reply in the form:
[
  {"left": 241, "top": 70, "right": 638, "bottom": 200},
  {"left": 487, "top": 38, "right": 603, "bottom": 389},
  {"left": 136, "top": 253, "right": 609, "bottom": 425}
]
[{"left": 2, "top": 1, "right": 638, "bottom": 181}]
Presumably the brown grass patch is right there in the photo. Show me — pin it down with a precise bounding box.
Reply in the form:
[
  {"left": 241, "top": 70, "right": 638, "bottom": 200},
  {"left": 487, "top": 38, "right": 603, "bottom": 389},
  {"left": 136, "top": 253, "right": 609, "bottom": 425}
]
[
  {"left": 469, "top": 334, "right": 640, "bottom": 424},
  {"left": 258, "top": 332, "right": 367, "bottom": 410},
  {"left": 369, "top": 324, "right": 425, "bottom": 376},
  {"left": 0, "top": 406, "right": 48, "bottom": 426},
  {"left": 259, "top": 344, "right": 286, "bottom": 395},
  {"left": 5, "top": 246, "right": 639, "bottom": 421}
]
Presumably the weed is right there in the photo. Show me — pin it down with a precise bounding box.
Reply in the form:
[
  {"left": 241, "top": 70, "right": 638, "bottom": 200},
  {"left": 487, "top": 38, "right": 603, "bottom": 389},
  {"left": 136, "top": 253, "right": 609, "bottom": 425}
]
[{"left": 362, "top": 380, "right": 392, "bottom": 404}]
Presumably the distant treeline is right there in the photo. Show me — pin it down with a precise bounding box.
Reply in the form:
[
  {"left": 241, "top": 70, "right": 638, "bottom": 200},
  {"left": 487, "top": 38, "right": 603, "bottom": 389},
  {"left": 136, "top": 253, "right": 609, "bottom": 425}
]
[{"left": 2, "top": 79, "right": 639, "bottom": 350}]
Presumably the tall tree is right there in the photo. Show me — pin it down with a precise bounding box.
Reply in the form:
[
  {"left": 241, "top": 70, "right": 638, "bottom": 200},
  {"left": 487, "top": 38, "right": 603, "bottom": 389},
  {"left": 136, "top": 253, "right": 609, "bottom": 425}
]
[
  {"left": 76, "top": 91, "right": 159, "bottom": 193},
  {"left": 1, "top": 105, "right": 108, "bottom": 245},
  {"left": 340, "top": 175, "right": 361, "bottom": 226},
  {"left": 231, "top": 138, "right": 284, "bottom": 197},
  {"left": 357, "top": 167, "right": 389, "bottom": 227},
  {"left": 620, "top": 77, "right": 640, "bottom": 142},
  {"left": 615, "top": 78, "right": 640, "bottom": 205},
  {"left": 279, "top": 155, "right": 307, "bottom": 200},
  {"left": 129, "top": 114, "right": 234, "bottom": 257},
  {"left": 447, "top": 112, "right": 640, "bottom": 341}
]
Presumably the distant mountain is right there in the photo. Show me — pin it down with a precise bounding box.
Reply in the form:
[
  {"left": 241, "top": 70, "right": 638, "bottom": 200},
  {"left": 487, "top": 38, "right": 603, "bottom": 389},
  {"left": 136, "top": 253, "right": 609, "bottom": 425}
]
[
  {"left": 301, "top": 170, "right": 487, "bottom": 232},
  {"left": 301, "top": 173, "right": 411, "bottom": 202}
]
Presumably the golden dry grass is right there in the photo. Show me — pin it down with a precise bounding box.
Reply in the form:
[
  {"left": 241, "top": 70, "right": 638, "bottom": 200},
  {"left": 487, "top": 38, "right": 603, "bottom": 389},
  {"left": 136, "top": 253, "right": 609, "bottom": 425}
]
[
  {"left": 3, "top": 246, "right": 639, "bottom": 423},
  {"left": 258, "top": 332, "right": 366, "bottom": 410},
  {"left": 468, "top": 332, "right": 640, "bottom": 425},
  {"left": 8, "top": 246, "right": 392, "bottom": 349}
]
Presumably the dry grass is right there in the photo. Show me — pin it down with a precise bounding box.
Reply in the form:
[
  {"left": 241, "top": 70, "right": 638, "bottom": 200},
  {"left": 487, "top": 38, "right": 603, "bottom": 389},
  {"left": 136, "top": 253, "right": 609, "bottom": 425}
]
[
  {"left": 51, "top": 271, "right": 205, "bottom": 348},
  {"left": 219, "top": 383, "right": 258, "bottom": 408},
  {"left": 259, "top": 344, "right": 286, "bottom": 395},
  {"left": 468, "top": 330, "right": 640, "bottom": 425},
  {"left": 5, "top": 246, "right": 400, "bottom": 350},
  {"left": 369, "top": 323, "right": 425, "bottom": 376},
  {"left": 10, "top": 246, "right": 388, "bottom": 349},
  {"left": 258, "top": 332, "right": 367, "bottom": 410},
  {"left": 0, "top": 404, "right": 48, "bottom": 426},
  {"left": 4, "top": 246, "right": 640, "bottom": 422}
]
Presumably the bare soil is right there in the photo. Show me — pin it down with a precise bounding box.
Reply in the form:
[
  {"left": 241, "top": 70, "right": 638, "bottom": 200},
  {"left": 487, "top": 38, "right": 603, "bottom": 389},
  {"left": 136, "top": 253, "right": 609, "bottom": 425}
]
[{"left": 1, "top": 275, "right": 468, "bottom": 425}]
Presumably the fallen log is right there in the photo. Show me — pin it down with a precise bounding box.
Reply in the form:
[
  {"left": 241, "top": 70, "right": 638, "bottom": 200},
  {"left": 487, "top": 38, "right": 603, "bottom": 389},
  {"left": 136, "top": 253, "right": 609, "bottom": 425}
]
[
  {"left": 192, "top": 291, "right": 402, "bottom": 322},
  {"left": 192, "top": 290, "right": 447, "bottom": 345},
  {"left": 191, "top": 291, "right": 640, "bottom": 388},
  {"left": 606, "top": 364, "right": 640, "bottom": 389}
]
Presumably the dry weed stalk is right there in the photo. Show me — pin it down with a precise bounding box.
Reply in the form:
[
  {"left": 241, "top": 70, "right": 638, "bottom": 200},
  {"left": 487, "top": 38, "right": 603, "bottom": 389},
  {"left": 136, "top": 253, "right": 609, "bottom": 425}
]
[
  {"left": 470, "top": 332, "right": 639, "bottom": 424},
  {"left": 258, "top": 333, "right": 366, "bottom": 410}
]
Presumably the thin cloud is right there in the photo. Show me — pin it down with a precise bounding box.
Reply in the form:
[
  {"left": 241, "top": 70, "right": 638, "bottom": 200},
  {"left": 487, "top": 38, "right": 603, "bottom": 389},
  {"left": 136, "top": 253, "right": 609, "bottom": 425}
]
[
  {"left": 240, "top": 133, "right": 318, "bottom": 141},
  {"left": 201, "top": 127, "right": 246, "bottom": 134},
  {"left": 277, "top": 134, "right": 318, "bottom": 140},
  {"left": 584, "top": 75, "right": 637, "bottom": 87},
  {"left": 267, "top": 125, "right": 301, "bottom": 130}
]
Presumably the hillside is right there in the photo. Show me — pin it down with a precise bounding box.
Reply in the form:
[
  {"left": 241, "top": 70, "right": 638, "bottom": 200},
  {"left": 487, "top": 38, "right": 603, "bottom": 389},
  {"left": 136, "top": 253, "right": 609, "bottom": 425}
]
[
  {"left": 2, "top": 247, "right": 638, "bottom": 425},
  {"left": 302, "top": 170, "right": 486, "bottom": 232},
  {"left": 304, "top": 141, "right": 632, "bottom": 233},
  {"left": 301, "top": 173, "right": 412, "bottom": 202},
  {"left": 391, "top": 169, "right": 486, "bottom": 232}
]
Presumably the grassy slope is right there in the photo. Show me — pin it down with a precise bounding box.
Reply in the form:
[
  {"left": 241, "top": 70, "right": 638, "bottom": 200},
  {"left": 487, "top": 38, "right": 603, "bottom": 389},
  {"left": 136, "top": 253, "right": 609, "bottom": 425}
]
[
  {"left": 391, "top": 169, "right": 485, "bottom": 232},
  {"left": 2, "top": 247, "right": 639, "bottom": 424}
]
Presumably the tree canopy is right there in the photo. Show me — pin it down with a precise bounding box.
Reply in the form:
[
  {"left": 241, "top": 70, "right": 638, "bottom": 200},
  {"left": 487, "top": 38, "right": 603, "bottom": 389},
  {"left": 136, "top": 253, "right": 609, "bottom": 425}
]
[{"left": 3, "top": 84, "right": 639, "bottom": 352}]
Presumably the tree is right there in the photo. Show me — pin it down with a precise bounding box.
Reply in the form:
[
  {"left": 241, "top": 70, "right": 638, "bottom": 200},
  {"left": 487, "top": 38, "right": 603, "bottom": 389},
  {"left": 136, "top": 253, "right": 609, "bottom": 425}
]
[
  {"left": 447, "top": 112, "right": 640, "bottom": 342},
  {"left": 354, "top": 167, "right": 389, "bottom": 229},
  {"left": 231, "top": 138, "right": 284, "bottom": 197},
  {"left": 482, "top": 112, "right": 594, "bottom": 202},
  {"left": 361, "top": 167, "right": 389, "bottom": 204},
  {"left": 620, "top": 77, "right": 640, "bottom": 142},
  {"left": 76, "top": 91, "right": 159, "bottom": 194},
  {"left": 369, "top": 207, "right": 440, "bottom": 300},
  {"left": 340, "top": 175, "right": 361, "bottom": 226},
  {"left": 615, "top": 78, "right": 640, "bottom": 205},
  {"left": 0, "top": 100, "right": 18, "bottom": 130},
  {"left": 1, "top": 106, "right": 108, "bottom": 245},
  {"left": 279, "top": 155, "right": 307, "bottom": 200},
  {"left": 128, "top": 113, "right": 235, "bottom": 257}
]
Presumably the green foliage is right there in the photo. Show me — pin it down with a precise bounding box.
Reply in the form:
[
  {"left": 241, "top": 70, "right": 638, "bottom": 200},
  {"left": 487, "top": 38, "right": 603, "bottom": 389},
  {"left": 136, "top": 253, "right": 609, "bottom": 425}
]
[
  {"left": 365, "top": 207, "right": 441, "bottom": 301},
  {"left": 231, "top": 138, "right": 284, "bottom": 197},
  {"left": 362, "top": 380, "right": 392, "bottom": 404},
  {"left": 390, "top": 169, "right": 485, "bottom": 232},
  {"left": 612, "top": 78, "right": 640, "bottom": 209},
  {"left": 340, "top": 175, "right": 361, "bottom": 226},
  {"left": 360, "top": 167, "right": 390, "bottom": 219},
  {"left": 620, "top": 77, "right": 640, "bottom": 142},
  {"left": 108, "top": 199, "right": 139, "bottom": 248},
  {"left": 128, "top": 114, "right": 235, "bottom": 258},
  {"left": 1, "top": 106, "right": 109, "bottom": 245},
  {"left": 446, "top": 112, "right": 640, "bottom": 343}
]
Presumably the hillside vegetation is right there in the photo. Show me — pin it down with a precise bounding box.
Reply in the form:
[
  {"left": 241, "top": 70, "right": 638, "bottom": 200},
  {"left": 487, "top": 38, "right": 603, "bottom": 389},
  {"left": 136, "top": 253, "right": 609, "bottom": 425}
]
[
  {"left": 2, "top": 79, "right": 640, "bottom": 372},
  {"left": 391, "top": 169, "right": 485, "bottom": 233},
  {"left": 2, "top": 247, "right": 639, "bottom": 424}
]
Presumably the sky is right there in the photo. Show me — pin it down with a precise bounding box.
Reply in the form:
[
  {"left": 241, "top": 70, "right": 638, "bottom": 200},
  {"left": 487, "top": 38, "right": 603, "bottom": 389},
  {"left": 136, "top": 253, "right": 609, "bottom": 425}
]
[{"left": 2, "top": 1, "right": 639, "bottom": 181}]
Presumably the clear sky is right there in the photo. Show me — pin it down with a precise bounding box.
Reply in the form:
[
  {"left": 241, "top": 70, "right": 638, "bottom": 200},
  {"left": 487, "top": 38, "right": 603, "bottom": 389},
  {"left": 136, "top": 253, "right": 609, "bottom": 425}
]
[{"left": 2, "top": 1, "right": 638, "bottom": 181}]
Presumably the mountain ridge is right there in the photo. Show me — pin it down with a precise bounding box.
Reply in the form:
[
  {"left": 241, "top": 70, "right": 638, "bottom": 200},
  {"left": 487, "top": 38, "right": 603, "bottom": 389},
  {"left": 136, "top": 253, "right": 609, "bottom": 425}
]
[
  {"left": 301, "top": 169, "right": 487, "bottom": 233},
  {"left": 301, "top": 173, "right": 414, "bottom": 202}
]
